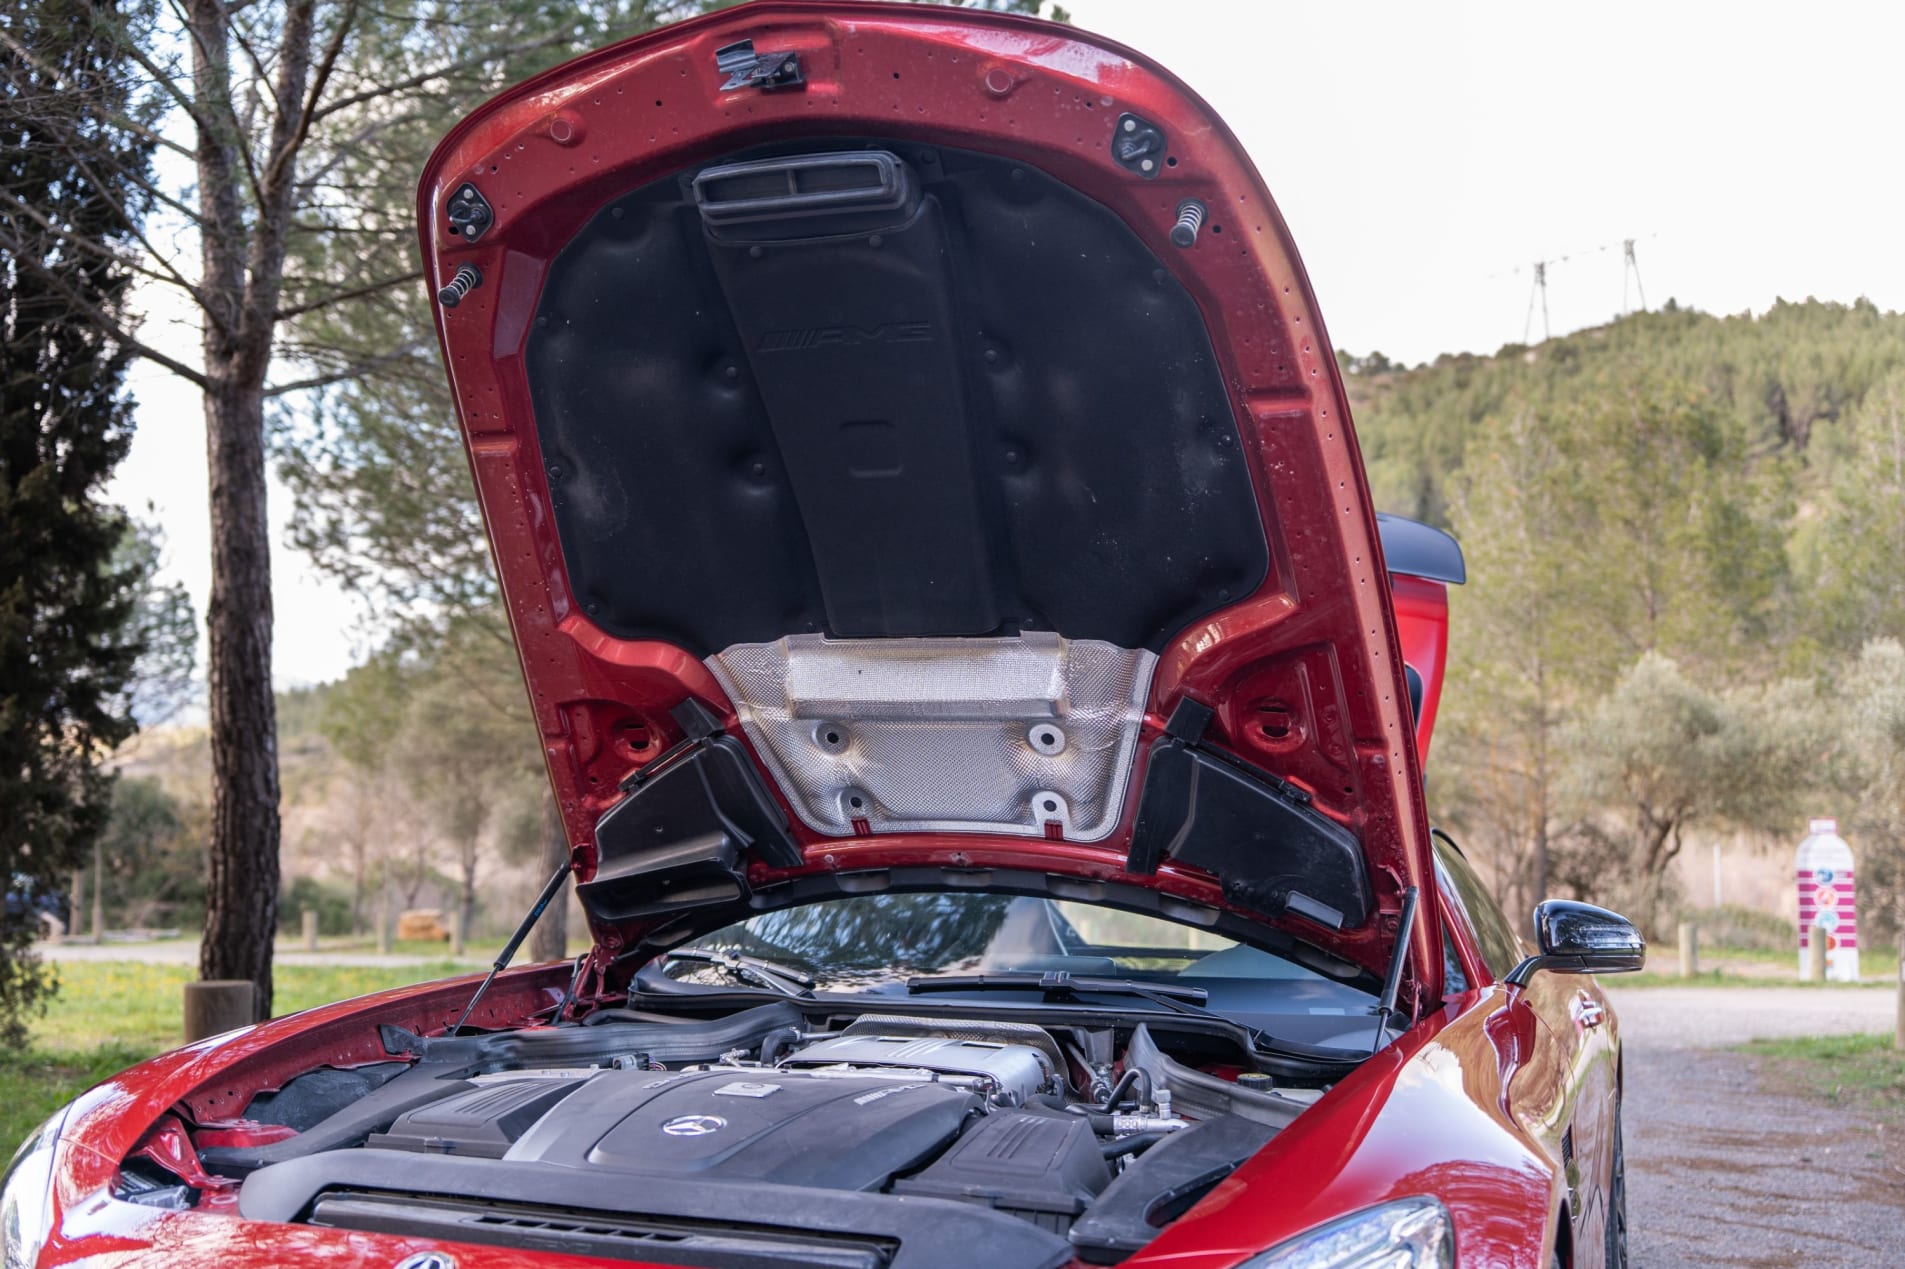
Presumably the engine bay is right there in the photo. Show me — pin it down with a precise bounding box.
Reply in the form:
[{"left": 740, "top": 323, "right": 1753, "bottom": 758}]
[{"left": 150, "top": 999, "right": 1337, "bottom": 1269}]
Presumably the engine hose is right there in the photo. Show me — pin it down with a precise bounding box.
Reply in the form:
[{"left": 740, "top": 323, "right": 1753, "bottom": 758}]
[
  {"left": 1101, "top": 1131, "right": 1170, "bottom": 1161},
  {"left": 1101, "top": 1066, "right": 1152, "bottom": 1111},
  {"left": 759, "top": 1027, "right": 804, "bottom": 1066}
]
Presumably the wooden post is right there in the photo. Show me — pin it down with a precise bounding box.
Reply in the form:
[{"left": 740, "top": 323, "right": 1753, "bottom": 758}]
[
  {"left": 90, "top": 838, "right": 103, "bottom": 941},
  {"left": 450, "top": 908, "right": 466, "bottom": 957},
  {"left": 184, "top": 980, "right": 257, "bottom": 1041},
  {"left": 1806, "top": 927, "right": 1829, "bottom": 983},
  {"left": 301, "top": 908, "right": 318, "bottom": 952},
  {"left": 1678, "top": 922, "right": 1698, "bottom": 977},
  {"left": 1895, "top": 934, "right": 1904, "bottom": 1050},
  {"left": 375, "top": 867, "right": 390, "bottom": 955}
]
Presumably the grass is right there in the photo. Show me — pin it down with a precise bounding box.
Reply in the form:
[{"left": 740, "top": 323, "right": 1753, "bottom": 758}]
[
  {"left": 0, "top": 959, "right": 471, "bottom": 1154},
  {"left": 1699, "top": 945, "right": 1806, "bottom": 964},
  {"left": 301, "top": 936, "right": 508, "bottom": 960},
  {"left": 1609, "top": 941, "right": 1898, "bottom": 989},
  {"left": 1738, "top": 1032, "right": 1905, "bottom": 1115},
  {"left": 1696, "top": 943, "right": 1901, "bottom": 971}
]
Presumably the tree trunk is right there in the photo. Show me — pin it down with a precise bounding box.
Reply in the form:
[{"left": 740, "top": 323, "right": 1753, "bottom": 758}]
[
  {"left": 401, "top": 843, "right": 427, "bottom": 908},
  {"left": 458, "top": 835, "right": 479, "bottom": 948},
  {"left": 347, "top": 813, "right": 368, "bottom": 937},
  {"left": 1529, "top": 688, "right": 1551, "bottom": 927},
  {"left": 90, "top": 838, "right": 103, "bottom": 939},
  {"left": 529, "top": 787, "right": 569, "bottom": 963},
  {"left": 197, "top": 379, "right": 282, "bottom": 1018},
  {"left": 1529, "top": 819, "right": 1548, "bottom": 931},
  {"left": 1631, "top": 815, "right": 1678, "bottom": 940},
  {"left": 376, "top": 856, "right": 391, "bottom": 954},
  {"left": 185, "top": 0, "right": 319, "bottom": 1024}
]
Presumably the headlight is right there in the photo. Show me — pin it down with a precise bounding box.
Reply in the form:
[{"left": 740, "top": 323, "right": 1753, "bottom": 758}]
[
  {"left": 1240, "top": 1197, "right": 1454, "bottom": 1269},
  {"left": 1, "top": 1107, "right": 67, "bottom": 1269}
]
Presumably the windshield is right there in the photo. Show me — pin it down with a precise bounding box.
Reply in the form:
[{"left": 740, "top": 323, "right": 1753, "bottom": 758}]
[{"left": 672, "top": 894, "right": 1378, "bottom": 1046}]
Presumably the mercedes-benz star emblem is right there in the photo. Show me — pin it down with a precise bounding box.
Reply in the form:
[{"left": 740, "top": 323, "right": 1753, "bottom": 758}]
[
  {"left": 661, "top": 1113, "right": 728, "bottom": 1137},
  {"left": 394, "top": 1254, "right": 458, "bottom": 1269}
]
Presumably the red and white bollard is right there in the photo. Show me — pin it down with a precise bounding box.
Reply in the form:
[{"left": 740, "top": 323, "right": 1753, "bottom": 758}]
[{"left": 1796, "top": 817, "right": 1859, "bottom": 983}]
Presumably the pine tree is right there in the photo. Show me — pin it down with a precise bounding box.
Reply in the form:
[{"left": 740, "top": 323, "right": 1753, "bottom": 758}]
[
  {"left": 0, "top": 0, "right": 156, "bottom": 1047},
  {"left": 7, "top": 0, "right": 704, "bottom": 1018}
]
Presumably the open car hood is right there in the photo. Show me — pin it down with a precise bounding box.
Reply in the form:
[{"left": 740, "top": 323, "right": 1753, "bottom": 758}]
[{"left": 419, "top": 2, "right": 1457, "bottom": 998}]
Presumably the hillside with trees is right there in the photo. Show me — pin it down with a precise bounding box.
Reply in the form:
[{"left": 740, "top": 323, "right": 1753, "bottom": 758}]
[
  {"left": 113, "top": 297, "right": 1888, "bottom": 957},
  {"left": 1343, "top": 299, "right": 1905, "bottom": 939},
  {"left": 83, "top": 301, "right": 1905, "bottom": 961}
]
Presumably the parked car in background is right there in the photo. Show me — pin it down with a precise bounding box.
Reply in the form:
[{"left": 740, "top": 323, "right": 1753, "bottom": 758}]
[
  {"left": 4, "top": 5, "right": 1644, "bottom": 1266},
  {"left": 5, "top": 874, "right": 70, "bottom": 939}
]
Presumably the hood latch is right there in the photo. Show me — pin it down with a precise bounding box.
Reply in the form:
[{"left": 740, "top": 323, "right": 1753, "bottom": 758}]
[{"left": 715, "top": 40, "right": 805, "bottom": 93}]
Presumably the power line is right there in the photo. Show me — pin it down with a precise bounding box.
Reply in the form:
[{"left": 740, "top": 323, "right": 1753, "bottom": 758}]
[
  {"left": 1488, "top": 231, "right": 1658, "bottom": 344},
  {"left": 1524, "top": 261, "right": 1549, "bottom": 344},
  {"left": 1622, "top": 237, "right": 1648, "bottom": 315},
  {"left": 1486, "top": 231, "right": 1653, "bottom": 281}
]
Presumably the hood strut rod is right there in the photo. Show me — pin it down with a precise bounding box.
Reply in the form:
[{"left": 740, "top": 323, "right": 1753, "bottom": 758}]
[
  {"left": 450, "top": 860, "right": 571, "bottom": 1035},
  {"left": 1369, "top": 885, "right": 1419, "bottom": 1052}
]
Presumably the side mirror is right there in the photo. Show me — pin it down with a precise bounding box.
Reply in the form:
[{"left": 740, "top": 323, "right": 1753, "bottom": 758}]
[{"left": 1503, "top": 900, "right": 1646, "bottom": 987}]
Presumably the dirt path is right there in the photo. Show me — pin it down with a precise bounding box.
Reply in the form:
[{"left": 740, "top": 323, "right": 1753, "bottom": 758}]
[
  {"left": 1605, "top": 987, "right": 1905, "bottom": 1268},
  {"left": 1605, "top": 986, "right": 1896, "bottom": 1048}
]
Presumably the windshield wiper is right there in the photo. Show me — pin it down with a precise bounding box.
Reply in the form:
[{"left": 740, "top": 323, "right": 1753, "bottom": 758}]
[
  {"left": 911, "top": 971, "right": 1343, "bottom": 1066},
  {"left": 905, "top": 970, "right": 1209, "bottom": 1011},
  {"left": 662, "top": 947, "right": 816, "bottom": 996}
]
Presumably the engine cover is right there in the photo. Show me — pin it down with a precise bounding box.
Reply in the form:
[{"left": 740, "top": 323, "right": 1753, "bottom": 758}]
[
  {"left": 374, "top": 1067, "right": 979, "bottom": 1193},
  {"left": 779, "top": 1033, "right": 1055, "bottom": 1106}
]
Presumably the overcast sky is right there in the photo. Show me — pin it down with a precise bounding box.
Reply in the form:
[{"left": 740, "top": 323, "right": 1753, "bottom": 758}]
[{"left": 108, "top": 0, "right": 1905, "bottom": 690}]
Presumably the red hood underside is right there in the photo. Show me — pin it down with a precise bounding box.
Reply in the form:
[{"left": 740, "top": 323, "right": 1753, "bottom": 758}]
[{"left": 418, "top": 1, "right": 1440, "bottom": 1000}]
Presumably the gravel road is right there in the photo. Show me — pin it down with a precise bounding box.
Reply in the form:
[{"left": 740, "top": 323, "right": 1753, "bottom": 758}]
[
  {"left": 1605, "top": 987, "right": 1905, "bottom": 1268},
  {"left": 1604, "top": 987, "right": 1897, "bottom": 1048}
]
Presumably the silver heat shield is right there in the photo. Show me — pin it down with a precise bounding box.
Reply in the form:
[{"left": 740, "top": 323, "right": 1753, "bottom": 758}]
[{"left": 707, "top": 633, "right": 1155, "bottom": 841}]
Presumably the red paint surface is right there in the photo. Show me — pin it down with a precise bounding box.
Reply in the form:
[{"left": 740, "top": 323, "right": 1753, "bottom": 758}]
[
  {"left": 1389, "top": 574, "right": 1451, "bottom": 762},
  {"left": 39, "top": 967, "right": 1606, "bottom": 1268},
  {"left": 414, "top": 0, "right": 1440, "bottom": 992},
  {"left": 20, "top": 10, "right": 1625, "bottom": 1268}
]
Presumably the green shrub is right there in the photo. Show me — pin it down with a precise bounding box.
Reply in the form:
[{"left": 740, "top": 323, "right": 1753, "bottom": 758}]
[
  {"left": 278, "top": 876, "right": 355, "bottom": 937},
  {"left": 1678, "top": 903, "right": 1794, "bottom": 952}
]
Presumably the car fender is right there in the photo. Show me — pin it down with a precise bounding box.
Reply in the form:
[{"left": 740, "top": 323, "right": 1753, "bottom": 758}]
[{"left": 1122, "top": 991, "right": 1570, "bottom": 1269}]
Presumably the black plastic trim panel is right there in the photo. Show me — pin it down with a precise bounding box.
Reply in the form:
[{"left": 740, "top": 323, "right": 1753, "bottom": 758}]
[
  {"left": 309, "top": 1192, "right": 890, "bottom": 1269},
  {"left": 527, "top": 141, "right": 1267, "bottom": 654},
  {"left": 241, "top": 1151, "right": 1074, "bottom": 1269},
  {"left": 1128, "top": 735, "right": 1372, "bottom": 929},
  {"left": 1068, "top": 1115, "right": 1277, "bottom": 1263},
  {"left": 582, "top": 735, "right": 798, "bottom": 923}
]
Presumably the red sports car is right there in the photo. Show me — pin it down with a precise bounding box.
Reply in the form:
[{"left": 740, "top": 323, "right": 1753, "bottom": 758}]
[{"left": 2, "top": 5, "right": 1646, "bottom": 1267}]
